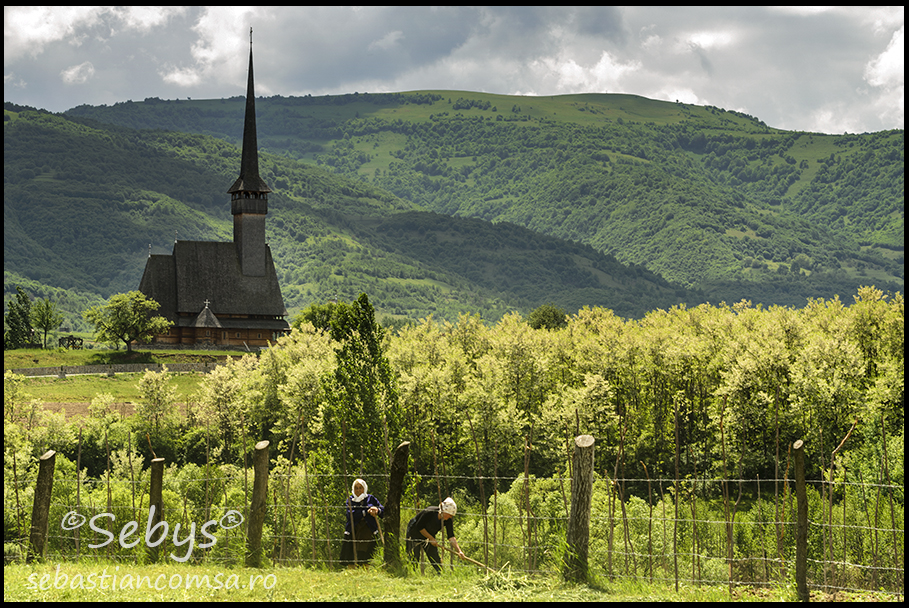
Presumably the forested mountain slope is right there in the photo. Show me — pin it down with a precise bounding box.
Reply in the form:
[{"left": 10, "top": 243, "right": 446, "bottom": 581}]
[
  {"left": 65, "top": 91, "right": 903, "bottom": 304},
  {"left": 4, "top": 106, "right": 689, "bottom": 331}
]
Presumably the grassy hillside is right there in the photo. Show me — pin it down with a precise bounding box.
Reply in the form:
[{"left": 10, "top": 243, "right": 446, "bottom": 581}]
[
  {"left": 63, "top": 92, "right": 903, "bottom": 296},
  {"left": 4, "top": 106, "right": 689, "bottom": 331}
]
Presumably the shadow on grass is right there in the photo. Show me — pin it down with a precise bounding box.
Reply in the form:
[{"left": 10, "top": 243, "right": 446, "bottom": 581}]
[{"left": 87, "top": 350, "right": 156, "bottom": 365}]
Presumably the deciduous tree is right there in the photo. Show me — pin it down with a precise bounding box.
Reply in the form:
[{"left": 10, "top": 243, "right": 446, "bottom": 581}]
[
  {"left": 527, "top": 303, "right": 568, "bottom": 330},
  {"left": 82, "top": 291, "right": 172, "bottom": 352},
  {"left": 31, "top": 297, "right": 64, "bottom": 349}
]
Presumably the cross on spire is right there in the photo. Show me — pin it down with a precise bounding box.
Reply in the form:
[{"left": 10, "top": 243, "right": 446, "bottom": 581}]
[{"left": 203, "top": 299, "right": 211, "bottom": 308}]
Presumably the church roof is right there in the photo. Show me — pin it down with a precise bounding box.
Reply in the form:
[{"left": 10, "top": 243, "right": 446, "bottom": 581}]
[
  {"left": 191, "top": 304, "right": 223, "bottom": 328},
  {"left": 228, "top": 41, "right": 271, "bottom": 195},
  {"left": 139, "top": 240, "right": 288, "bottom": 324}
]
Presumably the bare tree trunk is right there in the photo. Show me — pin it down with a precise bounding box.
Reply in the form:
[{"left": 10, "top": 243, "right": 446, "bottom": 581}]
[
  {"left": 563, "top": 435, "right": 595, "bottom": 584},
  {"left": 383, "top": 441, "right": 411, "bottom": 573}
]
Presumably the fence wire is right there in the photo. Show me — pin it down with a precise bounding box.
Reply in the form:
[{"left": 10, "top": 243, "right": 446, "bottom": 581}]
[{"left": 5, "top": 468, "right": 903, "bottom": 597}]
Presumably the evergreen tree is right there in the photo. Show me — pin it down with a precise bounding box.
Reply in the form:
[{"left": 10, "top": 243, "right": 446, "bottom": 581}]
[
  {"left": 4, "top": 286, "right": 33, "bottom": 349},
  {"left": 321, "top": 293, "right": 401, "bottom": 485}
]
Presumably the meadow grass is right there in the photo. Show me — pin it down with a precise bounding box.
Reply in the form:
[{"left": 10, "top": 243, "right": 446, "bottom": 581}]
[
  {"left": 6, "top": 349, "right": 238, "bottom": 408},
  {"left": 2, "top": 559, "right": 798, "bottom": 602},
  {"left": 6, "top": 558, "right": 897, "bottom": 601},
  {"left": 4, "top": 348, "right": 235, "bottom": 371},
  {"left": 15, "top": 372, "right": 207, "bottom": 405}
]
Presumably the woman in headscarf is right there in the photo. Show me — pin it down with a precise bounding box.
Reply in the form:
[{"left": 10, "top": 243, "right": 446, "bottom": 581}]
[
  {"left": 339, "top": 478, "right": 385, "bottom": 567},
  {"left": 405, "top": 497, "right": 466, "bottom": 573}
]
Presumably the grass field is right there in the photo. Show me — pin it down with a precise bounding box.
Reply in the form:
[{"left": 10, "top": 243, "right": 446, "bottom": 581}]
[
  {"left": 4, "top": 348, "right": 236, "bottom": 371},
  {"left": 4, "top": 559, "right": 897, "bottom": 602},
  {"left": 2, "top": 559, "right": 839, "bottom": 602},
  {"left": 5, "top": 348, "right": 240, "bottom": 416},
  {"left": 14, "top": 373, "right": 206, "bottom": 410}
]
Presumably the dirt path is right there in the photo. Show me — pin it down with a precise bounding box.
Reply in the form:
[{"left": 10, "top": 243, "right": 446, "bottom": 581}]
[{"left": 42, "top": 402, "right": 192, "bottom": 420}]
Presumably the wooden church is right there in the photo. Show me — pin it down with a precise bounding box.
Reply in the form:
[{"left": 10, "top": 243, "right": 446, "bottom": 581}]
[{"left": 138, "top": 33, "right": 290, "bottom": 348}]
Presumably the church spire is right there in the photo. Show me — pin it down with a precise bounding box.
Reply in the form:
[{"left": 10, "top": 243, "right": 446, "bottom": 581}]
[
  {"left": 228, "top": 27, "right": 271, "bottom": 195},
  {"left": 230, "top": 28, "right": 270, "bottom": 277}
]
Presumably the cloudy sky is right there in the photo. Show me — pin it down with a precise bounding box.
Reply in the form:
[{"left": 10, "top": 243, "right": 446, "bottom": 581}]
[{"left": 4, "top": 6, "right": 903, "bottom": 134}]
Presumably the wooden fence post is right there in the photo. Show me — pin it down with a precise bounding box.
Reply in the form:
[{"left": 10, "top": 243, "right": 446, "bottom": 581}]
[
  {"left": 793, "top": 439, "right": 809, "bottom": 602},
  {"left": 563, "top": 435, "right": 595, "bottom": 584},
  {"left": 384, "top": 441, "right": 411, "bottom": 573},
  {"left": 147, "top": 457, "right": 165, "bottom": 562},
  {"left": 246, "top": 440, "right": 270, "bottom": 567},
  {"left": 27, "top": 450, "right": 56, "bottom": 563}
]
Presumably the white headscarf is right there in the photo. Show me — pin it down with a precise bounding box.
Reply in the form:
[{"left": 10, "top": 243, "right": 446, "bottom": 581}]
[
  {"left": 351, "top": 478, "right": 368, "bottom": 502},
  {"left": 441, "top": 497, "right": 457, "bottom": 516}
]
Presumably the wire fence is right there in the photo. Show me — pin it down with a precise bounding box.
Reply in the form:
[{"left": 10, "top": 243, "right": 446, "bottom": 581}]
[{"left": 5, "top": 456, "right": 904, "bottom": 597}]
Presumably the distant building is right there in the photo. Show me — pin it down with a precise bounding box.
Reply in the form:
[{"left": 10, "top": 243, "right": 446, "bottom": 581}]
[{"left": 138, "top": 33, "right": 290, "bottom": 348}]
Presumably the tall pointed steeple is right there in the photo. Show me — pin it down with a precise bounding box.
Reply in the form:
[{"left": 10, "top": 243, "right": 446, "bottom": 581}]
[
  {"left": 228, "top": 28, "right": 271, "bottom": 195},
  {"left": 229, "top": 28, "right": 270, "bottom": 277},
  {"left": 137, "top": 26, "right": 290, "bottom": 349}
]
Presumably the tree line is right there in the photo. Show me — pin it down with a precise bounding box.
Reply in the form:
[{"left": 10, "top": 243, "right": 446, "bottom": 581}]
[
  {"left": 4, "top": 286, "right": 170, "bottom": 352},
  {"left": 6, "top": 287, "right": 902, "bottom": 502}
]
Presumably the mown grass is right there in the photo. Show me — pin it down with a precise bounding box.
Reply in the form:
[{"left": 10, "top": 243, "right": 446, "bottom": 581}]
[
  {"left": 14, "top": 373, "right": 207, "bottom": 405},
  {"left": 5, "top": 349, "right": 240, "bottom": 407},
  {"left": 5, "top": 559, "right": 897, "bottom": 601},
  {"left": 4, "top": 348, "right": 236, "bottom": 371},
  {"left": 1, "top": 559, "right": 801, "bottom": 602}
]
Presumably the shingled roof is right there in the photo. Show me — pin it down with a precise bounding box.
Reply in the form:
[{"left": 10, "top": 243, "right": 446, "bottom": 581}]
[
  {"left": 228, "top": 40, "right": 271, "bottom": 195},
  {"left": 139, "top": 240, "right": 289, "bottom": 330},
  {"left": 191, "top": 303, "right": 223, "bottom": 328}
]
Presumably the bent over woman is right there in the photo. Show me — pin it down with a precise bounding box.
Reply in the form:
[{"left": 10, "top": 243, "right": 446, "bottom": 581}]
[{"left": 405, "top": 497, "right": 465, "bottom": 573}]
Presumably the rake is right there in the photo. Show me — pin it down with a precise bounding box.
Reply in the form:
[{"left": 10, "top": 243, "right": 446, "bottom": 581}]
[{"left": 438, "top": 542, "right": 498, "bottom": 574}]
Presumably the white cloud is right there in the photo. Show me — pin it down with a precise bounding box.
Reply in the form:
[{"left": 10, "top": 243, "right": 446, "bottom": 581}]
[
  {"left": 114, "top": 6, "right": 186, "bottom": 32},
  {"left": 161, "top": 65, "right": 202, "bottom": 88},
  {"left": 590, "top": 52, "right": 642, "bottom": 91},
  {"left": 4, "top": 71, "right": 27, "bottom": 89},
  {"left": 2, "top": 6, "right": 904, "bottom": 132},
  {"left": 805, "top": 103, "right": 869, "bottom": 134},
  {"left": 863, "top": 26, "right": 904, "bottom": 129},
  {"left": 369, "top": 30, "right": 404, "bottom": 52},
  {"left": 529, "top": 50, "right": 641, "bottom": 94},
  {"left": 157, "top": 7, "right": 261, "bottom": 90},
  {"left": 651, "top": 87, "right": 702, "bottom": 105},
  {"left": 3, "top": 6, "right": 186, "bottom": 65},
  {"left": 686, "top": 30, "right": 735, "bottom": 50},
  {"left": 865, "top": 26, "right": 904, "bottom": 88},
  {"left": 641, "top": 34, "right": 662, "bottom": 51},
  {"left": 60, "top": 61, "right": 95, "bottom": 85},
  {"left": 3, "top": 6, "right": 101, "bottom": 63}
]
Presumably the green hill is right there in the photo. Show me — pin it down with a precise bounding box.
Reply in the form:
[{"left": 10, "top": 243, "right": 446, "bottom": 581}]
[
  {"left": 5, "top": 91, "right": 903, "bottom": 332},
  {"left": 63, "top": 92, "right": 903, "bottom": 291},
  {"left": 4, "top": 106, "right": 691, "bottom": 331}
]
